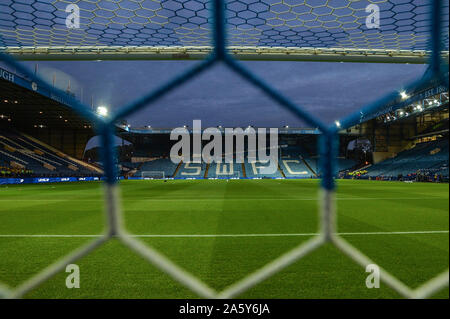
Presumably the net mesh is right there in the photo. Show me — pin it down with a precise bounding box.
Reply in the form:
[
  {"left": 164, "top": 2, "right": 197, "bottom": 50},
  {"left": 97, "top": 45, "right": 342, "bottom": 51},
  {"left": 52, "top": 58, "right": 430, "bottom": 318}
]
[
  {"left": 0, "top": 0, "right": 448, "bottom": 300},
  {"left": 0, "top": 0, "right": 448, "bottom": 55}
]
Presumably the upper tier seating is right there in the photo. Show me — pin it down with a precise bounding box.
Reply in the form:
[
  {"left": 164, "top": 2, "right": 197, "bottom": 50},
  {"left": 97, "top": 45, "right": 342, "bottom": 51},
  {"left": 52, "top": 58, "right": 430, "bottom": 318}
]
[{"left": 365, "top": 139, "right": 449, "bottom": 178}]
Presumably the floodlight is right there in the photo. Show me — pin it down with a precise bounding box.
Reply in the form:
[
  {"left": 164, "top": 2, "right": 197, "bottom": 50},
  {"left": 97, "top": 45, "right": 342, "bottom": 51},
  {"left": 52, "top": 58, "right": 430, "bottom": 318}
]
[
  {"left": 400, "top": 91, "right": 409, "bottom": 100},
  {"left": 96, "top": 106, "right": 108, "bottom": 117}
]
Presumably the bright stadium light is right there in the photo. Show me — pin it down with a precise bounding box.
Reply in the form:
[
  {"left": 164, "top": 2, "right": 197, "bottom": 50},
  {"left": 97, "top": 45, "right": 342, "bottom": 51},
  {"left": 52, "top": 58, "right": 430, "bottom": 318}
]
[
  {"left": 400, "top": 91, "right": 409, "bottom": 100},
  {"left": 335, "top": 120, "right": 341, "bottom": 128},
  {"left": 96, "top": 106, "right": 108, "bottom": 117}
]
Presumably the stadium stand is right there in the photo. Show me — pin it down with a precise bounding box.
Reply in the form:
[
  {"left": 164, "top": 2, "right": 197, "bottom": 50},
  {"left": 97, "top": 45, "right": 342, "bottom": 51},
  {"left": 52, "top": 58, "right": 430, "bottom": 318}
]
[
  {"left": 174, "top": 161, "right": 207, "bottom": 178},
  {"left": 337, "top": 158, "right": 357, "bottom": 172},
  {"left": 134, "top": 158, "right": 178, "bottom": 178},
  {"left": 207, "top": 162, "right": 243, "bottom": 178},
  {"left": 280, "top": 158, "right": 314, "bottom": 178},
  {"left": 121, "top": 162, "right": 141, "bottom": 170},
  {"left": 279, "top": 145, "right": 317, "bottom": 177},
  {"left": 364, "top": 138, "right": 449, "bottom": 180},
  {"left": 305, "top": 157, "right": 356, "bottom": 176},
  {"left": 0, "top": 163, "right": 33, "bottom": 178},
  {"left": 122, "top": 139, "right": 360, "bottom": 179},
  {"left": 244, "top": 160, "right": 284, "bottom": 178},
  {"left": 0, "top": 129, "right": 100, "bottom": 177},
  {"left": 281, "top": 142, "right": 357, "bottom": 176},
  {"left": 419, "top": 118, "right": 449, "bottom": 136},
  {"left": 280, "top": 145, "right": 310, "bottom": 158}
]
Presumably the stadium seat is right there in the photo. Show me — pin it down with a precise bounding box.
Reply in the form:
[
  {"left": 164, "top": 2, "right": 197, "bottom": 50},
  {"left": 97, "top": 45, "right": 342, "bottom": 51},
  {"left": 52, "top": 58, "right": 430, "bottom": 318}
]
[
  {"left": 174, "top": 162, "right": 207, "bottom": 178},
  {"left": 0, "top": 129, "right": 99, "bottom": 176},
  {"left": 365, "top": 139, "right": 449, "bottom": 179},
  {"left": 207, "top": 162, "right": 243, "bottom": 178}
]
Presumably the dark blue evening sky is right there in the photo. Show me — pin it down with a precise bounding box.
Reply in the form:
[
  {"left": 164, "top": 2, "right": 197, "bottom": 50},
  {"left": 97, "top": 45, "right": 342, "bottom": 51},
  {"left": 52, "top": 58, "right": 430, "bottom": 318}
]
[{"left": 22, "top": 60, "right": 426, "bottom": 128}]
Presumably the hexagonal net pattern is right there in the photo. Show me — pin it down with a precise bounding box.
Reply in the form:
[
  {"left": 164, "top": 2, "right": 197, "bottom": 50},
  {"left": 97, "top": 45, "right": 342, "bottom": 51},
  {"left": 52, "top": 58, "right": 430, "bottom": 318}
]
[
  {"left": 0, "top": 0, "right": 449, "bottom": 62},
  {"left": 0, "top": 0, "right": 448, "bottom": 299}
]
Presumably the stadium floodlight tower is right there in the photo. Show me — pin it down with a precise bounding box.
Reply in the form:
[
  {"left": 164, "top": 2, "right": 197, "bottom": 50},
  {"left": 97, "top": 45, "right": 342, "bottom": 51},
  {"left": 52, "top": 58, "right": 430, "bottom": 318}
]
[{"left": 0, "top": 0, "right": 448, "bottom": 300}]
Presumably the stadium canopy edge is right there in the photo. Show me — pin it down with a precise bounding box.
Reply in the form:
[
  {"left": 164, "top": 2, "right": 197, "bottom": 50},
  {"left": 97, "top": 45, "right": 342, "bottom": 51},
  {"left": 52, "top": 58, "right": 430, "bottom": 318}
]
[{"left": 2, "top": 46, "right": 448, "bottom": 64}]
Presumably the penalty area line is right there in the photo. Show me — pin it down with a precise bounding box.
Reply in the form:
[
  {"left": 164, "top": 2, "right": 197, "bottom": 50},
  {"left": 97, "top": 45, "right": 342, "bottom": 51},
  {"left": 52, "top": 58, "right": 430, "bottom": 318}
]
[{"left": 0, "top": 230, "right": 448, "bottom": 238}]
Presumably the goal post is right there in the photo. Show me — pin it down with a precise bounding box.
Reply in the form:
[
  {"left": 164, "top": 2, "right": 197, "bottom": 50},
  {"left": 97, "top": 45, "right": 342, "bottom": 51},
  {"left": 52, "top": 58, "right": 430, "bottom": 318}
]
[
  {"left": 140, "top": 171, "right": 165, "bottom": 179},
  {"left": 215, "top": 171, "right": 240, "bottom": 179}
]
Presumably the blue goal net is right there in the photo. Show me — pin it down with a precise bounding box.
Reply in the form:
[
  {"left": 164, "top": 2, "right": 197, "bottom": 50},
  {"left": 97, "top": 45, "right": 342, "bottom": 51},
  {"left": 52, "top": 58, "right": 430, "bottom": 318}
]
[
  {"left": 0, "top": 0, "right": 448, "bottom": 62},
  {"left": 0, "top": 0, "right": 448, "bottom": 299}
]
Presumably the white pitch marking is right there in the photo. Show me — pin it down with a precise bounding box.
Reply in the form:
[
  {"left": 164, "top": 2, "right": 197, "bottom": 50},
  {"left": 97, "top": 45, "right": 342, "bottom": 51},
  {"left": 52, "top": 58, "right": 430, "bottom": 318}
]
[
  {"left": 0, "top": 197, "right": 447, "bottom": 201},
  {"left": 0, "top": 230, "right": 447, "bottom": 238}
]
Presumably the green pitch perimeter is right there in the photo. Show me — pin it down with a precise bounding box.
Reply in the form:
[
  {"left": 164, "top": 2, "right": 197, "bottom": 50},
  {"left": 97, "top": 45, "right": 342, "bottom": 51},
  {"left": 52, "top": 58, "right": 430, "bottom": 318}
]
[{"left": 0, "top": 179, "right": 448, "bottom": 299}]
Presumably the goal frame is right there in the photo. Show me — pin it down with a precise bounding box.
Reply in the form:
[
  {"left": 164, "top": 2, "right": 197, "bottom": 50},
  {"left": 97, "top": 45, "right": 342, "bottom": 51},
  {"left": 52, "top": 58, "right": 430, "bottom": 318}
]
[
  {"left": 3, "top": 46, "right": 445, "bottom": 64},
  {"left": 140, "top": 171, "right": 165, "bottom": 179},
  {"left": 214, "top": 170, "right": 240, "bottom": 179}
]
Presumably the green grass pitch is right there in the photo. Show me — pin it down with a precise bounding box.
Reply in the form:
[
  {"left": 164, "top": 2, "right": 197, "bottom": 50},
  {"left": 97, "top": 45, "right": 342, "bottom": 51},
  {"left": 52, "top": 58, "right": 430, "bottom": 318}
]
[{"left": 0, "top": 179, "right": 448, "bottom": 298}]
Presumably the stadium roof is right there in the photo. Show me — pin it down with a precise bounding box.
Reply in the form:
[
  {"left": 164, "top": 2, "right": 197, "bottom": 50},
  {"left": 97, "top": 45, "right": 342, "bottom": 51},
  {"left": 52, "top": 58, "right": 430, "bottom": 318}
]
[
  {"left": 0, "top": 0, "right": 448, "bottom": 63},
  {"left": 118, "top": 126, "right": 322, "bottom": 134},
  {"left": 0, "top": 66, "right": 96, "bottom": 131}
]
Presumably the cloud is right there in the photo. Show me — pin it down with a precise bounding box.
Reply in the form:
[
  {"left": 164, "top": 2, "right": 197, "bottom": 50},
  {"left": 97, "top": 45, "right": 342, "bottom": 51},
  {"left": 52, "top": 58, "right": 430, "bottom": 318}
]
[{"left": 25, "top": 60, "right": 426, "bottom": 127}]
